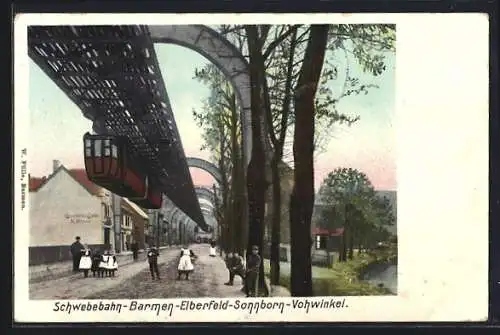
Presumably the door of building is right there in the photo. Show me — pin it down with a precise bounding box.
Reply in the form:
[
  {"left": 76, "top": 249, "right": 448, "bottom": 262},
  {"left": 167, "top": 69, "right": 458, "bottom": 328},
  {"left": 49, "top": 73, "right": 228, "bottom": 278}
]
[{"left": 104, "top": 227, "right": 110, "bottom": 246}]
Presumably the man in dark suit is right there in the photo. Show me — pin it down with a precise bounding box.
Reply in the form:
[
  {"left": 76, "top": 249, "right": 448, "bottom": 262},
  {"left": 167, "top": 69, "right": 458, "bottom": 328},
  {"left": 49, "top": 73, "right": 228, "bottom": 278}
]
[
  {"left": 70, "top": 236, "right": 84, "bottom": 272},
  {"left": 224, "top": 252, "right": 245, "bottom": 286},
  {"left": 245, "top": 245, "right": 262, "bottom": 297},
  {"left": 131, "top": 241, "right": 139, "bottom": 261},
  {"left": 147, "top": 245, "right": 161, "bottom": 280}
]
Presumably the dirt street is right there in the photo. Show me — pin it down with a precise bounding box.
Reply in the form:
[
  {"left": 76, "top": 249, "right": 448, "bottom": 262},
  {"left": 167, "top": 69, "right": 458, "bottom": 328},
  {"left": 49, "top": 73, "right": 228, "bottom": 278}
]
[{"left": 30, "top": 244, "right": 245, "bottom": 300}]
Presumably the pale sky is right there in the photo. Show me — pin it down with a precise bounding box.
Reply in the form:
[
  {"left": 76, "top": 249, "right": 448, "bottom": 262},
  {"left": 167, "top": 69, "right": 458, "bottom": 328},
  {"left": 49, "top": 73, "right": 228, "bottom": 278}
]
[{"left": 28, "top": 41, "right": 396, "bottom": 192}]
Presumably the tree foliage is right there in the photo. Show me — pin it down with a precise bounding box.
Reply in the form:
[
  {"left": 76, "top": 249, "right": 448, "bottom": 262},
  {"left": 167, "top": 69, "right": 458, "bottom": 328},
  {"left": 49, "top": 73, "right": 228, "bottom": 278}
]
[
  {"left": 192, "top": 63, "right": 244, "bottom": 253},
  {"left": 318, "top": 168, "right": 395, "bottom": 259}
]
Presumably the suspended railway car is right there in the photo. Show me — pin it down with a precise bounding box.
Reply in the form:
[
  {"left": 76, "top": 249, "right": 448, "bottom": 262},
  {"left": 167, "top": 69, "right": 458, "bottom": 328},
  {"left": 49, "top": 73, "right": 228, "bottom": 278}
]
[{"left": 83, "top": 132, "right": 163, "bottom": 209}]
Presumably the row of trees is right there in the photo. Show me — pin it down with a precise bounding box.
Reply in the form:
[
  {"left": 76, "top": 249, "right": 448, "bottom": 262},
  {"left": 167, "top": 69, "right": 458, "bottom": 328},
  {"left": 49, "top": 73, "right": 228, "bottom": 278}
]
[{"left": 192, "top": 24, "right": 395, "bottom": 296}]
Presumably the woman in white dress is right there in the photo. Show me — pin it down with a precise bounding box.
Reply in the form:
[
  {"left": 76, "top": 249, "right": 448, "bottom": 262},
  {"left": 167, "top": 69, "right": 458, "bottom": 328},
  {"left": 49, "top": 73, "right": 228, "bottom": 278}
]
[
  {"left": 177, "top": 249, "right": 194, "bottom": 280},
  {"left": 78, "top": 246, "right": 92, "bottom": 278},
  {"left": 106, "top": 250, "right": 118, "bottom": 277},
  {"left": 209, "top": 245, "right": 217, "bottom": 257},
  {"left": 99, "top": 251, "right": 110, "bottom": 277}
]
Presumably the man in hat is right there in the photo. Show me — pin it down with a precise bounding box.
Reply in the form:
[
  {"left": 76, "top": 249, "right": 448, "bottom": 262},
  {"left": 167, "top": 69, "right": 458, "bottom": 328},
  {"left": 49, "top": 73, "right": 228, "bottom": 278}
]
[
  {"left": 131, "top": 240, "right": 139, "bottom": 261},
  {"left": 244, "top": 245, "right": 261, "bottom": 297},
  {"left": 70, "top": 236, "right": 84, "bottom": 273},
  {"left": 147, "top": 245, "right": 161, "bottom": 280},
  {"left": 224, "top": 251, "right": 245, "bottom": 286}
]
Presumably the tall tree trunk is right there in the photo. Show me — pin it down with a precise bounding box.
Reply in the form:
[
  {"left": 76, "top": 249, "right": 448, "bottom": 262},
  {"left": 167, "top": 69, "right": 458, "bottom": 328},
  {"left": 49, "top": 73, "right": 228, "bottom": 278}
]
[
  {"left": 289, "top": 25, "right": 330, "bottom": 297},
  {"left": 347, "top": 209, "right": 354, "bottom": 260},
  {"left": 229, "top": 93, "right": 245, "bottom": 255},
  {"left": 339, "top": 233, "right": 347, "bottom": 262},
  {"left": 218, "top": 118, "right": 231, "bottom": 253},
  {"left": 268, "top": 28, "right": 298, "bottom": 286},
  {"left": 270, "top": 155, "right": 281, "bottom": 285},
  {"left": 348, "top": 230, "right": 354, "bottom": 260},
  {"left": 245, "top": 25, "right": 270, "bottom": 296}
]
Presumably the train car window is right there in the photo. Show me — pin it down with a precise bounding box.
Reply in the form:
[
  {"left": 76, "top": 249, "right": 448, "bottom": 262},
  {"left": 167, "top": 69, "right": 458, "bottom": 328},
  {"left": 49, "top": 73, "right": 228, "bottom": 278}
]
[
  {"left": 94, "top": 139, "right": 102, "bottom": 157},
  {"left": 85, "top": 148, "right": 91, "bottom": 157},
  {"left": 111, "top": 145, "right": 118, "bottom": 158},
  {"left": 85, "top": 139, "right": 91, "bottom": 149},
  {"left": 103, "top": 139, "right": 111, "bottom": 157}
]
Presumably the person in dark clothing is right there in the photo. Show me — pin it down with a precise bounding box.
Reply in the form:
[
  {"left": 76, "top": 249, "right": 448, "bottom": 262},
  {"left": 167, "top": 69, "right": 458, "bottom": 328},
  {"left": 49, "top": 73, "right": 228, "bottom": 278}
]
[
  {"left": 131, "top": 241, "right": 139, "bottom": 261},
  {"left": 189, "top": 249, "right": 197, "bottom": 264},
  {"left": 147, "top": 246, "right": 160, "bottom": 280},
  {"left": 91, "top": 250, "right": 103, "bottom": 277},
  {"left": 70, "top": 236, "right": 84, "bottom": 272},
  {"left": 245, "top": 245, "right": 261, "bottom": 297},
  {"left": 224, "top": 252, "right": 245, "bottom": 286}
]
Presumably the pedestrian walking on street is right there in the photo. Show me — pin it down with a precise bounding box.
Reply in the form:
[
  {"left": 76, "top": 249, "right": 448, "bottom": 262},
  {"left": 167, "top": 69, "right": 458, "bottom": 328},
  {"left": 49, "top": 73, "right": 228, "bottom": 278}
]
[
  {"left": 245, "top": 245, "right": 261, "bottom": 297},
  {"left": 147, "top": 245, "right": 161, "bottom": 280},
  {"left": 224, "top": 251, "right": 245, "bottom": 286},
  {"left": 189, "top": 248, "right": 197, "bottom": 265},
  {"left": 177, "top": 249, "right": 194, "bottom": 280},
  {"left": 131, "top": 241, "right": 139, "bottom": 261},
  {"left": 70, "top": 236, "right": 84, "bottom": 273},
  {"left": 209, "top": 241, "right": 217, "bottom": 257}
]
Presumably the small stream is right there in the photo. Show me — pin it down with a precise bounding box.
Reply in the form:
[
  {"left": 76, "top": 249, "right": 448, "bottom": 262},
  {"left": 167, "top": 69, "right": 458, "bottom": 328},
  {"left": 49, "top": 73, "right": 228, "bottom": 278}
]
[{"left": 360, "top": 263, "right": 397, "bottom": 294}]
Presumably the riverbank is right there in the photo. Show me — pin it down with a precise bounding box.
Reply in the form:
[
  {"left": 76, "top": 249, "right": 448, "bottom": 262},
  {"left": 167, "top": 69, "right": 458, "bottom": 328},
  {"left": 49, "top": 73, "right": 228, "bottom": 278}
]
[{"left": 264, "top": 252, "right": 396, "bottom": 296}]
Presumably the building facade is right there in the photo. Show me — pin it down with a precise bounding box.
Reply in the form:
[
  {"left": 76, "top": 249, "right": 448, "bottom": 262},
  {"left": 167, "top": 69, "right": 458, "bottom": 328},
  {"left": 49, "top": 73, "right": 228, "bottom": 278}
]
[
  {"left": 121, "top": 198, "right": 148, "bottom": 250},
  {"left": 29, "top": 164, "right": 112, "bottom": 265},
  {"left": 29, "top": 161, "right": 150, "bottom": 265}
]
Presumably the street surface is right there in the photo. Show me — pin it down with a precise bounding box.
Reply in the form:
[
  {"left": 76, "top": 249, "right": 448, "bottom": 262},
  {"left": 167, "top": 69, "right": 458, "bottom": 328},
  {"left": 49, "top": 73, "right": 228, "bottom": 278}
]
[{"left": 30, "top": 244, "right": 245, "bottom": 300}]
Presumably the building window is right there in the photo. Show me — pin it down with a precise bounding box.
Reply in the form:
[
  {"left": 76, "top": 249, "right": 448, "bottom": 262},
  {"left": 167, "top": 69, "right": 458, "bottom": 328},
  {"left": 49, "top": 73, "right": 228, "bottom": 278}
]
[
  {"left": 315, "top": 235, "right": 327, "bottom": 250},
  {"left": 101, "top": 203, "right": 110, "bottom": 219},
  {"left": 104, "top": 227, "right": 110, "bottom": 245}
]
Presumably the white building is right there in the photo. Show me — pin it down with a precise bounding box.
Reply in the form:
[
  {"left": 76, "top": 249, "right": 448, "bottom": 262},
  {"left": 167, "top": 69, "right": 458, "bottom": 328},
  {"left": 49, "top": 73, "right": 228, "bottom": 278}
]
[{"left": 29, "top": 160, "right": 148, "bottom": 265}]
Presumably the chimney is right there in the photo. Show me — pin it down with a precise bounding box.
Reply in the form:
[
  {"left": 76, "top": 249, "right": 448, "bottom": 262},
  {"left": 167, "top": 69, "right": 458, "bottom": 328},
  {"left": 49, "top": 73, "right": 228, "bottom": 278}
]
[{"left": 53, "top": 160, "right": 61, "bottom": 172}]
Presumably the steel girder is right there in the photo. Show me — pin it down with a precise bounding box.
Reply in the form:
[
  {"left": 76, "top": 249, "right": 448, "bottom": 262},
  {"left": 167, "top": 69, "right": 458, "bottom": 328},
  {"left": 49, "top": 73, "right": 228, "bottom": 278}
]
[
  {"left": 28, "top": 25, "right": 207, "bottom": 231},
  {"left": 194, "top": 186, "right": 218, "bottom": 203},
  {"left": 186, "top": 157, "right": 222, "bottom": 184}
]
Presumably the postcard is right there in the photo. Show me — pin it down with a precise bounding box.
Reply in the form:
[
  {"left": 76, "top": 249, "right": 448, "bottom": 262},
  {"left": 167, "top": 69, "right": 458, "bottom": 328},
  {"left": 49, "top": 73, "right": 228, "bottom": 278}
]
[{"left": 13, "top": 13, "right": 489, "bottom": 323}]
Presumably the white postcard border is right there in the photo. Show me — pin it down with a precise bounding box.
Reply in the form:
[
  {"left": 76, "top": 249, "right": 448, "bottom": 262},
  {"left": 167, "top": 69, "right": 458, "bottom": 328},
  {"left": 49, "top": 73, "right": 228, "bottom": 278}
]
[{"left": 14, "top": 13, "right": 489, "bottom": 323}]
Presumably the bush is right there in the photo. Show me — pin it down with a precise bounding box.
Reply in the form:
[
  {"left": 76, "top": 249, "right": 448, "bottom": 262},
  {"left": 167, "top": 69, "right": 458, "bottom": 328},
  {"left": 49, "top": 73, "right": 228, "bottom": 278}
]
[
  {"left": 266, "top": 252, "right": 394, "bottom": 296},
  {"left": 277, "top": 274, "right": 390, "bottom": 296}
]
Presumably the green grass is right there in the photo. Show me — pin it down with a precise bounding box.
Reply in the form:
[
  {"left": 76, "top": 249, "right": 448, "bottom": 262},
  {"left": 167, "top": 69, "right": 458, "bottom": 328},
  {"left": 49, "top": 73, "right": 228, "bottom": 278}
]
[{"left": 265, "top": 248, "right": 396, "bottom": 296}]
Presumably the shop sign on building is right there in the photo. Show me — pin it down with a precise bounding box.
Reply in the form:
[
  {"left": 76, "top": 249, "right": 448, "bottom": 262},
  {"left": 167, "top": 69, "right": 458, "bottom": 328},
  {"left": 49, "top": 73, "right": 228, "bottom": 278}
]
[{"left": 64, "top": 213, "right": 99, "bottom": 224}]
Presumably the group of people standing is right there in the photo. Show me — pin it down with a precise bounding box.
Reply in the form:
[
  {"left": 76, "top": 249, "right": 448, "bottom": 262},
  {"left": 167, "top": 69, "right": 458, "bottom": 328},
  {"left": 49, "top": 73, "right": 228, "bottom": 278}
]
[
  {"left": 224, "top": 245, "right": 262, "bottom": 297},
  {"left": 70, "top": 236, "right": 118, "bottom": 278},
  {"left": 71, "top": 235, "right": 263, "bottom": 297},
  {"left": 145, "top": 244, "right": 198, "bottom": 281}
]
